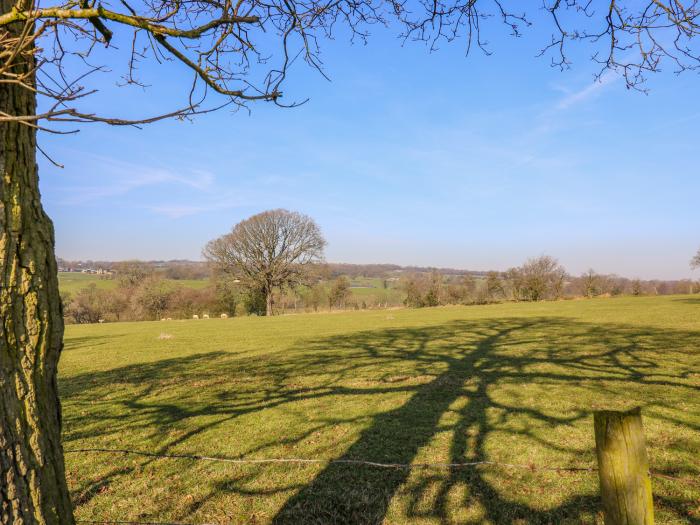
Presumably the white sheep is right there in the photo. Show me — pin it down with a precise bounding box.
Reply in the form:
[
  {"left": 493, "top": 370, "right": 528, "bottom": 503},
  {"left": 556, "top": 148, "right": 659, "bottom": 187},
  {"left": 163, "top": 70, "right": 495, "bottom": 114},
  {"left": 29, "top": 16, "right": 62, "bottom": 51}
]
[
  {"left": 220, "top": 313, "right": 228, "bottom": 319},
  {"left": 192, "top": 314, "right": 199, "bottom": 320},
  {"left": 202, "top": 314, "right": 210, "bottom": 319}
]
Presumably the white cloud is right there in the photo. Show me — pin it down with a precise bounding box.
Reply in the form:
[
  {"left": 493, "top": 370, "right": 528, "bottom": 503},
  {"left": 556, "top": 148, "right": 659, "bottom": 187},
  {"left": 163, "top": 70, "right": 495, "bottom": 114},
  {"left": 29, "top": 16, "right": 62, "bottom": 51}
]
[
  {"left": 58, "top": 153, "right": 216, "bottom": 204},
  {"left": 147, "top": 204, "right": 212, "bottom": 219},
  {"left": 147, "top": 194, "right": 246, "bottom": 218},
  {"left": 555, "top": 70, "right": 618, "bottom": 110}
]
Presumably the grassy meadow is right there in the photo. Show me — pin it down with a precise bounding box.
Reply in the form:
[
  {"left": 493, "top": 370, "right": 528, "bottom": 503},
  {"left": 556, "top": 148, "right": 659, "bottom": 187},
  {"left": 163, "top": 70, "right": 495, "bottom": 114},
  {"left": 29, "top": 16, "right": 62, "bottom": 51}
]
[
  {"left": 58, "top": 272, "right": 211, "bottom": 294},
  {"left": 59, "top": 272, "right": 119, "bottom": 293},
  {"left": 58, "top": 271, "right": 401, "bottom": 307},
  {"left": 60, "top": 295, "right": 700, "bottom": 524}
]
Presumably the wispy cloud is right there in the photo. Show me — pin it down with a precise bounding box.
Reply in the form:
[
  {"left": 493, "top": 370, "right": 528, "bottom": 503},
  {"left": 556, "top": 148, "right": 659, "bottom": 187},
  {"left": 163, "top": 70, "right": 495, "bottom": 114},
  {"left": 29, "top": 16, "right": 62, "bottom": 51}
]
[
  {"left": 58, "top": 154, "right": 216, "bottom": 205},
  {"left": 143, "top": 182, "right": 310, "bottom": 219},
  {"left": 147, "top": 194, "right": 247, "bottom": 218},
  {"left": 555, "top": 71, "right": 618, "bottom": 110},
  {"left": 147, "top": 204, "right": 213, "bottom": 219},
  {"left": 522, "top": 71, "right": 620, "bottom": 138}
]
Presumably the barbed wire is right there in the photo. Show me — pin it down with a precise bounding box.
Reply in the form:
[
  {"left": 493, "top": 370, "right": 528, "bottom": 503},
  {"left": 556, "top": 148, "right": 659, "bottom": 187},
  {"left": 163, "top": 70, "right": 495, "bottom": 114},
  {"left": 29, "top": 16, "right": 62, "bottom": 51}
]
[
  {"left": 76, "top": 521, "right": 214, "bottom": 525},
  {"left": 64, "top": 447, "right": 596, "bottom": 472},
  {"left": 66, "top": 447, "right": 700, "bottom": 485},
  {"left": 68, "top": 447, "right": 698, "bottom": 525}
]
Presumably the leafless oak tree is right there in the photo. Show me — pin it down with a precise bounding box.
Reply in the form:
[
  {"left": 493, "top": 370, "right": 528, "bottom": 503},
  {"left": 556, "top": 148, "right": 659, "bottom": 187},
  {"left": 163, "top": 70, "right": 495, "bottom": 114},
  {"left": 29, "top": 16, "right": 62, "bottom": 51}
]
[
  {"left": 1, "top": 0, "right": 700, "bottom": 521},
  {"left": 581, "top": 268, "right": 601, "bottom": 298},
  {"left": 203, "top": 209, "right": 326, "bottom": 317},
  {"left": 692, "top": 248, "right": 700, "bottom": 269},
  {"left": 510, "top": 255, "right": 567, "bottom": 301}
]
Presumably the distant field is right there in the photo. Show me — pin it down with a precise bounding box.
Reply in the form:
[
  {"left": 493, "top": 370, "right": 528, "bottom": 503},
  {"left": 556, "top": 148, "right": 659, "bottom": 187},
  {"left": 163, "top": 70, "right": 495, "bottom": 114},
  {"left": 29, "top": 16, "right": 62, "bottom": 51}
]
[
  {"left": 60, "top": 296, "right": 700, "bottom": 524},
  {"left": 58, "top": 271, "right": 211, "bottom": 294},
  {"left": 59, "top": 272, "right": 118, "bottom": 293},
  {"left": 59, "top": 271, "right": 403, "bottom": 305}
]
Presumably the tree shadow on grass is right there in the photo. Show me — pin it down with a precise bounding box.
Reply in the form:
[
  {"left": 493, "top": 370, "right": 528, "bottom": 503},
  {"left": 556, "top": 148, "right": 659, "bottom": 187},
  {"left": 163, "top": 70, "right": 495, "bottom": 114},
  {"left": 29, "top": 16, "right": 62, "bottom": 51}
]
[
  {"left": 270, "top": 318, "right": 699, "bottom": 524},
  {"left": 63, "top": 334, "right": 126, "bottom": 352},
  {"left": 60, "top": 316, "right": 700, "bottom": 523}
]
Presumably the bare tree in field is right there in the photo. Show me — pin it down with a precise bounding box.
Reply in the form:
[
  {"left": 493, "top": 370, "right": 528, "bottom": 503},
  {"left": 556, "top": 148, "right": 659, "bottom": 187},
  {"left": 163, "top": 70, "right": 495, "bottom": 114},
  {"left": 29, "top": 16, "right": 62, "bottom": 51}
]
[
  {"left": 2, "top": 0, "right": 700, "bottom": 520},
  {"left": 692, "top": 248, "right": 700, "bottom": 269},
  {"left": 485, "top": 271, "right": 504, "bottom": 302},
  {"left": 204, "top": 210, "right": 325, "bottom": 316},
  {"left": 581, "top": 268, "right": 602, "bottom": 298},
  {"left": 517, "top": 255, "right": 567, "bottom": 302},
  {"left": 328, "top": 276, "right": 351, "bottom": 310}
]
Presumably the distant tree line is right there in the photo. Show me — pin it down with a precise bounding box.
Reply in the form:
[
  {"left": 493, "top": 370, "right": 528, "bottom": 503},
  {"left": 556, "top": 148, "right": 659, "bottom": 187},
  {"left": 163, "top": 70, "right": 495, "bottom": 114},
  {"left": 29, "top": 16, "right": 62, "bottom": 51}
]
[
  {"left": 327, "top": 263, "right": 488, "bottom": 279},
  {"left": 62, "top": 266, "right": 398, "bottom": 323},
  {"left": 61, "top": 222, "right": 700, "bottom": 322},
  {"left": 58, "top": 257, "right": 210, "bottom": 280},
  {"left": 400, "top": 255, "right": 700, "bottom": 308},
  {"left": 62, "top": 258, "right": 700, "bottom": 324},
  {"left": 62, "top": 261, "right": 225, "bottom": 324}
]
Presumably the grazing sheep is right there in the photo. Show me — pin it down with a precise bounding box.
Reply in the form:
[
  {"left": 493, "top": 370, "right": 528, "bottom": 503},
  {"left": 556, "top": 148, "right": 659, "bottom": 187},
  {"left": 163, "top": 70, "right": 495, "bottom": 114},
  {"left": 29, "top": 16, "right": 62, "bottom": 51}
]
[
  {"left": 166, "top": 317, "right": 172, "bottom": 321},
  {"left": 161, "top": 318, "right": 166, "bottom": 321},
  {"left": 220, "top": 313, "right": 228, "bottom": 319},
  {"left": 192, "top": 314, "right": 199, "bottom": 320},
  {"left": 98, "top": 319, "right": 105, "bottom": 324},
  {"left": 202, "top": 314, "right": 210, "bottom": 319}
]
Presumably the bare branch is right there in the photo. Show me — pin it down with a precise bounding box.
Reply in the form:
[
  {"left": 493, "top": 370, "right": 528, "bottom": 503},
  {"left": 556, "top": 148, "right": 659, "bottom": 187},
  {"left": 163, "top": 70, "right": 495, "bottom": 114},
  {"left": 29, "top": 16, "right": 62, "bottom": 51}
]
[
  {"left": 0, "top": 7, "right": 260, "bottom": 37},
  {"left": 1, "top": 0, "right": 698, "bottom": 130}
]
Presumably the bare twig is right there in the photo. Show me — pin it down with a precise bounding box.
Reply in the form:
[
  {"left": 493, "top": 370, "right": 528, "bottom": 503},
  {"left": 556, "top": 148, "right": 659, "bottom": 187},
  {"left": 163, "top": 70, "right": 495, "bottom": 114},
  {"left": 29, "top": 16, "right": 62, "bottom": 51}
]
[{"left": 1, "top": 0, "right": 699, "bottom": 132}]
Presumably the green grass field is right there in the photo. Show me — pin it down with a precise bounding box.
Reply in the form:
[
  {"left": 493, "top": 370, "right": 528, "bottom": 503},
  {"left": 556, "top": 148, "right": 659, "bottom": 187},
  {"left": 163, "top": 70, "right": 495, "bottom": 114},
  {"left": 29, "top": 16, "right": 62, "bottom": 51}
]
[
  {"left": 59, "top": 272, "right": 395, "bottom": 305},
  {"left": 59, "top": 272, "right": 211, "bottom": 294},
  {"left": 60, "top": 296, "right": 700, "bottom": 524},
  {"left": 59, "top": 272, "right": 119, "bottom": 293}
]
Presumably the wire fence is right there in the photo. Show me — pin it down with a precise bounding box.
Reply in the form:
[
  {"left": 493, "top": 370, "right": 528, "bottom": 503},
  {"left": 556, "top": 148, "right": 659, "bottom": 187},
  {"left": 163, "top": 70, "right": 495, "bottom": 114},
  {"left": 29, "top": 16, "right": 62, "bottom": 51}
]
[
  {"left": 76, "top": 521, "right": 212, "bottom": 525},
  {"left": 64, "top": 447, "right": 597, "bottom": 472},
  {"left": 66, "top": 446, "right": 699, "bottom": 525},
  {"left": 65, "top": 446, "right": 700, "bottom": 481}
]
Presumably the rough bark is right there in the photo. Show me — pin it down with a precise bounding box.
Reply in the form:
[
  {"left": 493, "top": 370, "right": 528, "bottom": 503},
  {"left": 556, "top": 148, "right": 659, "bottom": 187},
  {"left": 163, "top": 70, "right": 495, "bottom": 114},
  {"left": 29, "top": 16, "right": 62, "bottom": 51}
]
[{"left": 0, "top": 4, "right": 75, "bottom": 522}]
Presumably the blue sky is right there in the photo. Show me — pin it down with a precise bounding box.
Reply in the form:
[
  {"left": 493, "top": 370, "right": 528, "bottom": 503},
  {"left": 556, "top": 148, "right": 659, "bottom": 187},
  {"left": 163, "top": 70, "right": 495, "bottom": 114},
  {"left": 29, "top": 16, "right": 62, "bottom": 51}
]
[{"left": 39, "top": 17, "right": 700, "bottom": 280}]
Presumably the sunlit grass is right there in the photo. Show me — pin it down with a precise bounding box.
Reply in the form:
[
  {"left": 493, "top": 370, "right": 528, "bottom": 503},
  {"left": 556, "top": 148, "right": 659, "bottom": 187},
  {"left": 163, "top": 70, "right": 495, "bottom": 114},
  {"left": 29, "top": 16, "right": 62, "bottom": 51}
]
[
  {"left": 58, "top": 272, "right": 211, "bottom": 295},
  {"left": 59, "top": 272, "right": 118, "bottom": 293},
  {"left": 60, "top": 295, "right": 700, "bottom": 524}
]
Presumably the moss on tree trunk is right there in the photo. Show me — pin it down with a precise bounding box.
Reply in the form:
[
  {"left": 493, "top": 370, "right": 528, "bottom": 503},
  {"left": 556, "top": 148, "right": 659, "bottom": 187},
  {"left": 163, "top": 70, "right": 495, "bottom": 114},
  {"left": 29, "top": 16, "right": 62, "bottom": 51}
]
[{"left": 0, "top": 4, "right": 75, "bottom": 522}]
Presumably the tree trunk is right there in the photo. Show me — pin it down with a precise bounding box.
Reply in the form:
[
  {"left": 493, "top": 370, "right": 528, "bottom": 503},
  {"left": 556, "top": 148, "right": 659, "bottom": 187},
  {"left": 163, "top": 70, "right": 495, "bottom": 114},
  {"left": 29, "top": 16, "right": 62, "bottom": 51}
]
[
  {"left": 265, "top": 288, "right": 273, "bottom": 316},
  {"left": 0, "top": 8, "right": 75, "bottom": 523}
]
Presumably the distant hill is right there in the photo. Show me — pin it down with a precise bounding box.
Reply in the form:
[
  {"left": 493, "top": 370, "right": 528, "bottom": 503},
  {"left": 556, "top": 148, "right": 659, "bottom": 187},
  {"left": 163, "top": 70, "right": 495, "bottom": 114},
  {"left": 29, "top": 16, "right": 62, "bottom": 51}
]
[
  {"left": 58, "top": 257, "right": 487, "bottom": 280},
  {"left": 326, "top": 263, "right": 487, "bottom": 278}
]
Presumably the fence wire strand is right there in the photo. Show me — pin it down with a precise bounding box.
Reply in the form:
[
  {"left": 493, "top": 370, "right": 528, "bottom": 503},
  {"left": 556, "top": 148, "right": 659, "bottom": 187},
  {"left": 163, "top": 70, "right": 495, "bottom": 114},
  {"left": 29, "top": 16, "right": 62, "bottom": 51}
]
[
  {"left": 67, "top": 447, "right": 698, "bottom": 525},
  {"left": 66, "top": 447, "right": 700, "bottom": 484},
  {"left": 77, "top": 521, "right": 214, "bottom": 525},
  {"left": 65, "top": 447, "right": 597, "bottom": 472}
]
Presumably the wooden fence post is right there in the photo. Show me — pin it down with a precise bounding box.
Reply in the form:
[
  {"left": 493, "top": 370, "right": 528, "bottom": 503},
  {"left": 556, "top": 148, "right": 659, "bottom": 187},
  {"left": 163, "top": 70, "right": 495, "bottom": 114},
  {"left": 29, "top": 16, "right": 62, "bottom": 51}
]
[{"left": 593, "top": 407, "right": 654, "bottom": 525}]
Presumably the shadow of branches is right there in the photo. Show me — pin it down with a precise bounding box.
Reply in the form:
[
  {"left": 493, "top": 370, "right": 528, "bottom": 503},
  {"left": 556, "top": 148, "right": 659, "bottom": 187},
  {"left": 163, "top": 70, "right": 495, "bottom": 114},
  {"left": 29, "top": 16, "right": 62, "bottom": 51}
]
[{"left": 60, "top": 315, "right": 700, "bottom": 523}]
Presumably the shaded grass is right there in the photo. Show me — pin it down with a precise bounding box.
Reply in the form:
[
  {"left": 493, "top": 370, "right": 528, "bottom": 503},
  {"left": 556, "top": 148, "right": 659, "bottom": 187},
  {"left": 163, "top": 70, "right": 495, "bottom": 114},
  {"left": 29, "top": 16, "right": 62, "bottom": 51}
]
[{"left": 60, "top": 296, "right": 700, "bottom": 524}]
